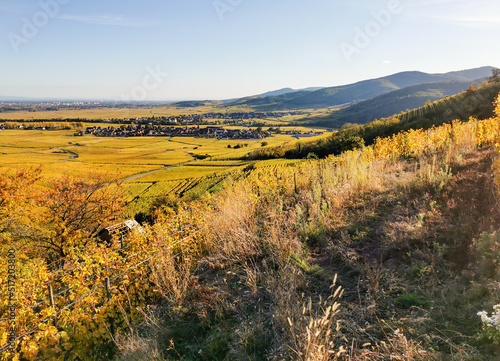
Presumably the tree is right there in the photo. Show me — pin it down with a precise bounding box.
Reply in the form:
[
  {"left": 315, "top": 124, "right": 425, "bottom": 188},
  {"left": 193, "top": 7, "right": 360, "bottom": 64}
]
[
  {"left": 326, "top": 132, "right": 365, "bottom": 155},
  {"left": 490, "top": 68, "right": 500, "bottom": 82},
  {"left": 495, "top": 95, "right": 500, "bottom": 119},
  {"left": 0, "top": 167, "right": 42, "bottom": 237},
  {"left": 34, "top": 174, "right": 125, "bottom": 260}
]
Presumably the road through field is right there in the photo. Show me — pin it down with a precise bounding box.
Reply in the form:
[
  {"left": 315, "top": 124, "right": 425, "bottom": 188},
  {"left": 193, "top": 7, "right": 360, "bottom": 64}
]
[
  {"left": 56, "top": 148, "right": 79, "bottom": 161},
  {"left": 120, "top": 162, "right": 190, "bottom": 183}
]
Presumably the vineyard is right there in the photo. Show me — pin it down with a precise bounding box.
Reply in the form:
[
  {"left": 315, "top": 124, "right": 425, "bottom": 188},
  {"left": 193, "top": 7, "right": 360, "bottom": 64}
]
[
  {"left": 0, "top": 129, "right": 323, "bottom": 214},
  {"left": 1, "top": 95, "right": 500, "bottom": 360},
  {"left": 395, "top": 82, "right": 500, "bottom": 124}
]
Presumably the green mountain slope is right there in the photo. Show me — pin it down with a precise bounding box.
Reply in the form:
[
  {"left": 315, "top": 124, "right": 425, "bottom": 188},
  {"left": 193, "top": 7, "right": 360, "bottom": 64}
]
[
  {"left": 228, "top": 67, "right": 494, "bottom": 110},
  {"left": 306, "top": 80, "right": 487, "bottom": 127},
  {"left": 247, "top": 81, "right": 500, "bottom": 160}
]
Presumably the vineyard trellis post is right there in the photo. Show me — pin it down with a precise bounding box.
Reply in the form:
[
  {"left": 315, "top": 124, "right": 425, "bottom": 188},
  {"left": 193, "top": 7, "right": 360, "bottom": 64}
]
[
  {"left": 105, "top": 276, "right": 115, "bottom": 335},
  {"left": 49, "top": 284, "right": 55, "bottom": 310}
]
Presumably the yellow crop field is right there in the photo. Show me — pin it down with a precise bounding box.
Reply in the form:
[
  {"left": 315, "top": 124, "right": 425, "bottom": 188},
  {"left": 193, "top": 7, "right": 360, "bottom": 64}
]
[
  {"left": 0, "top": 106, "right": 217, "bottom": 120},
  {"left": 0, "top": 103, "right": 279, "bottom": 121},
  {"left": 136, "top": 165, "right": 235, "bottom": 183},
  {"left": 0, "top": 104, "right": 333, "bottom": 128},
  {"left": 0, "top": 127, "right": 320, "bottom": 213}
]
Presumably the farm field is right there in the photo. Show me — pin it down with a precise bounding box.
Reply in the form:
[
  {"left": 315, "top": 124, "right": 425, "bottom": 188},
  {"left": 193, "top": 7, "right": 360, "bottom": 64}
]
[
  {"left": 0, "top": 104, "right": 302, "bottom": 120},
  {"left": 0, "top": 127, "right": 317, "bottom": 213},
  {"left": 0, "top": 104, "right": 238, "bottom": 120},
  {"left": 0, "top": 103, "right": 339, "bottom": 126}
]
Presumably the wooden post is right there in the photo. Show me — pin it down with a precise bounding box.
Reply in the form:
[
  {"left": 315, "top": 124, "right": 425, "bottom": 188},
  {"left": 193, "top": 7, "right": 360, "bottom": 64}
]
[
  {"left": 105, "top": 277, "right": 116, "bottom": 335},
  {"left": 49, "top": 284, "right": 55, "bottom": 309},
  {"left": 105, "top": 277, "right": 112, "bottom": 300}
]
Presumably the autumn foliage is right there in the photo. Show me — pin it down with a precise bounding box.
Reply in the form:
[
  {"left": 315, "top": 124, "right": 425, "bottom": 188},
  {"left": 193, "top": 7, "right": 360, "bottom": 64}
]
[{"left": 1, "top": 94, "right": 500, "bottom": 360}]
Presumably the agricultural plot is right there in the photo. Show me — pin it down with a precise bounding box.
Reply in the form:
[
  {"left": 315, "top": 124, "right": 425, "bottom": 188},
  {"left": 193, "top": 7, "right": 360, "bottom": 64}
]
[
  {"left": 136, "top": 165, "right": 235, "bottom": 183},
  {"left": 0, "top": 105, "right": 227, "bottom": 120},
  {"left": 0, "top": 126, "right": 329, "bottom": 214},
  {"left": 0, "top": 105, "right": 312, "bottom": 121},
  {"left": 189, "top": 159, "right": 247, "bottom": 166}
]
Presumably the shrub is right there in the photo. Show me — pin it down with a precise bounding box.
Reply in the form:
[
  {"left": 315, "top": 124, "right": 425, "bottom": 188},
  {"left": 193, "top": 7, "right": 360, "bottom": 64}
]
[
  {"left": 473, "top": 231, "right": 500, "bottom": 278},
  {"left": 395, "top": 293, "right": 429, "bottom": 308},
  {"left": 326, "top": 132, "right": 365, "bottom": 155}
]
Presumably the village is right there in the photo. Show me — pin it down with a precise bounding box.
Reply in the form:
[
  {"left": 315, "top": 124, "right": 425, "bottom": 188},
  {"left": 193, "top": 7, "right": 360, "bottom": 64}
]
[
  {"left": 80, "top": 124, "right": 270, "bottom": 139},
  {"left": 0, "top": 121, "right": 326, "bottom": 140}
]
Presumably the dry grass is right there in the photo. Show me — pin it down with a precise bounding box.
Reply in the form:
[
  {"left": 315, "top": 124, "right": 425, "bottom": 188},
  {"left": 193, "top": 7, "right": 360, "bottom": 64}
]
[
  {"left": 114, "top": 331, "right": 163, "bottom": 361},
  {"left": 112, "top": 121, "right": 500, "bottom": 360},
  {"left": 204, "top": 186, "right": 261, "bottom": 267},
  {"left": 148, "top": 247, "right": 192, "bottom": 307},
  {"left": 287, "top": 276, "right": 345, "bottom": 361}
]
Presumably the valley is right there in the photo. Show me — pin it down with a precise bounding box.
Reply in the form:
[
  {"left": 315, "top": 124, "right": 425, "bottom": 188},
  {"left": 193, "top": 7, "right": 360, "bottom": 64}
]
[{"left": 1, "top": 67, "right": 500, "bottom": 361}]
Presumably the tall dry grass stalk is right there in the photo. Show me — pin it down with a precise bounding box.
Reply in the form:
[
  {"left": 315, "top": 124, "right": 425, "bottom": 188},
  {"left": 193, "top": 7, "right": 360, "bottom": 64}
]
[
  {"left": 148, "top": 246, "right": 192, "bottom": 306},
  {"left": 113, "top": 331, "right": 163, "bottom": 361},
  {"left": 287, "top": 275, "right": 346, "bottom": 361},
  {"left": 350, "top": 328, "right": 438, "bottom": 361},
  {"left": 204, "top": 185, "right": 261, "bottom": 266}
]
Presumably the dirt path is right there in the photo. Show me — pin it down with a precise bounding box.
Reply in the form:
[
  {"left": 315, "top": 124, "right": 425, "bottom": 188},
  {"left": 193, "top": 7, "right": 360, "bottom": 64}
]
[
  {"left": 55, "top": 148, "right": 79, "bottom": 161},
  {"left": 121, "top": 161, "right": 193, "bottom": 183},
  {"left": 65, "top": 149, "right": 78, "bottom": 160}
]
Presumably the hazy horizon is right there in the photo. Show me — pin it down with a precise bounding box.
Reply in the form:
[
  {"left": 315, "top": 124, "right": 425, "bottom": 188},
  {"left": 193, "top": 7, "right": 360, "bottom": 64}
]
[
  {"left": 1, "top": 0, "right": 499, "bottom": 101},
  {"left": 0, "top": 65, "right": 497, "bottom": 103}
]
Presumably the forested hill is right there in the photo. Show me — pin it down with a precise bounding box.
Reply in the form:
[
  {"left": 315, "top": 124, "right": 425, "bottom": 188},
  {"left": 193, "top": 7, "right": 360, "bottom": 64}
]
[
  {"left": 305, "top": 79, "right": 491, "bottom": 128},
  {"left": 226, "top": 66, "right": 494, "bottom": 110}
]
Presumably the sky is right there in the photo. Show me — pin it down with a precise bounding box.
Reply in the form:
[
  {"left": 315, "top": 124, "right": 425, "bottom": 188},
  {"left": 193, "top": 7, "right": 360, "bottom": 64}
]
[{"left": 0, "top": 0, "right": 499, "bottom": 101}]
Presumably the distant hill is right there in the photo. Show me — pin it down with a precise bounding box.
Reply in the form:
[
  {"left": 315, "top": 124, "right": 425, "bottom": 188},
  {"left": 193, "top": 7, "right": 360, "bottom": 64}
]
[
  {"left": 316, "top": 80, "right": 500, "bottom": 155},
  {"left": 228, "top": 90, "right": 312, "bottom": 107},
  {"left": 327, "top": 81, "right": 500, "bottom": 149},
  {"left": 221, "top": 87, "right": 325, "bottom": 105},
  {"left": 443, "top": 66, "right": 495, "bottom": 81},
  {"left": 248, "top": 80, "right": 500, "bottom": 160},
  {"left": 306, "top": 79, "right": 489, "bottom": 127},
  {"left": 256, "top": 88, "right": 300, "bottom": 98},
  {"left": 227, "top": 66, "right": 495, "bottom": 110},
  {"left": 169, "top": 100, "right": 221, "bottom": 108}
]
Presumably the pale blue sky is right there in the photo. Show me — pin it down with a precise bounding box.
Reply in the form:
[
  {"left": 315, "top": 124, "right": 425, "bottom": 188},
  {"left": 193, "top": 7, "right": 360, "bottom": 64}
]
[{"left": 0, "top": 0, "right": 499, "bottom": 100}]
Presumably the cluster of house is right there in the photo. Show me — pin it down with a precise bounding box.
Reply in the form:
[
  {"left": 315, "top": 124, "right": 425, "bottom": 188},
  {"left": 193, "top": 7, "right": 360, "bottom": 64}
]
[
  {"left": 103, "top": 111, "right": 303, "bottom": 125},
  {"left": 81, "top": 125, "right": 270, "bottom": 139}
]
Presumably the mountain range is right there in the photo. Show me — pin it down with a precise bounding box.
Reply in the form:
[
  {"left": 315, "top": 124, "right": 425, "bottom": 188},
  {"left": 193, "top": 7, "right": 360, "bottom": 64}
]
[
  {"left": 304, "top": 79, "right": 489, "bottom": 127},
  {"left": 2, "top": 66, "right": 497, "bottom": 129},
  {"left": 224, "top": 66, "right": 494, "bottom": 112}
]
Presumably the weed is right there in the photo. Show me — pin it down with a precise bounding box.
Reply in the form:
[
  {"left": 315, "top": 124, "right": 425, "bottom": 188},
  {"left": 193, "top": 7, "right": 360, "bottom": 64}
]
[{"left": 395, "top": 293, "right": 429, "bottom": 309}]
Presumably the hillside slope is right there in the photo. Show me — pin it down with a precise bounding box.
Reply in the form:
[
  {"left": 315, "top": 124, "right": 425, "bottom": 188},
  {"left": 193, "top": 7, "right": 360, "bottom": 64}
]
[
  {"left": 228, "top": 66, "right": 494, "bottom": 110},
  {"left": 306, "top": 79, "right": 490, "bottom": 127},
  {"left": 3, "top": 102, "right": 500, "bottom": 360},
  {"left": 113, "top": 112, "right": 500, "bottom": 360},
  {"left": 247, "top": 82, "right": 500, "bottom": 160}
]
